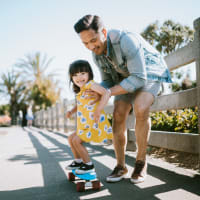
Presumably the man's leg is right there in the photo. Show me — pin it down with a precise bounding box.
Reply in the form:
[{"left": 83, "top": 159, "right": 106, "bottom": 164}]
[
  {"left": 112, "top": 100, "right": 132, "bottom": 166},
  {"left": 131, "top": 91, "right": 154, "bottom": 183},
  {"left": 106, "top": 100, "right": 132, "bottom": 182},
  {"left": 134, "top": 91, "right": 154, "bottom": 161}
]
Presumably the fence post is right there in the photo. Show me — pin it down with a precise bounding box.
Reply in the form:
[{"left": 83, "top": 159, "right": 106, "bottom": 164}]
[
  {"left": 50, "top": 106, "right": 54, "bottom": 130},
  {"left": 194, "top": 17, "right": 200, "bottom": 167},
  {"left": 38, "top": 110, "right": 41, "bottom": 128},
  {"left": 41, "top": 110, "right": 44, "bottom": 128},
  {"left": 43, "top": 109, "right": 47, "bottom": 128},
  {"left": 38, "top": 111, "right": 41, "bottom": 127},
  {"left": 56, "top": 102, "right": 60, "bottom": 131},
  {"left": 48, "top": 107, "right": 51, "bottom": 130},
  {"left": 34, "top": 112, "right": 38, "bottom": 127},
  {"left": 46, "top": 107, "right": 49, "bottom": 130},
  {"left": 53, "top": 106, "right": 56, "bottom": 130},
  {"left": 63, "top": 98, "right": 68, "bottom": 133}
]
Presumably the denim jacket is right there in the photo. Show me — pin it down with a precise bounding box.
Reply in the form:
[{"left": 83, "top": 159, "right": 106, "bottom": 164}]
[{"left": 92, "top": 29, "right": 172, "bottom": 92}]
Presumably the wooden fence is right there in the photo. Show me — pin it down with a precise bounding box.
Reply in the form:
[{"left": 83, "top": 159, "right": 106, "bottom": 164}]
[{"left": 34, "top": 17, "right": 200, "bottom": 161}]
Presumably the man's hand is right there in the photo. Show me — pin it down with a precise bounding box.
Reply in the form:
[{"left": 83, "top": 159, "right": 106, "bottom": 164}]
[
  {"left": 84, "top": 89, "right": 101, "bottom": 105},
  {"left": 93, "top": 110, "right": 101, "bottom": 123}
]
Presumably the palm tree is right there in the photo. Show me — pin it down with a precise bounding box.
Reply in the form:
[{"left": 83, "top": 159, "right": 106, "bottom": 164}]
[
  {"left": 0, "top": 70, "right": 26, "bottom": 124},
  {"left": 15, "top": 52, "right": 56, "bottom": 84},
  {"left": 15, "top": 52, "right": 61, "bottom": 109}
]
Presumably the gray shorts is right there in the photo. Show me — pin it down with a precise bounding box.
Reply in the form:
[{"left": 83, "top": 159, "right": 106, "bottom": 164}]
[{"left": 114, "top": 80, "right": 161, "bottom": 106}]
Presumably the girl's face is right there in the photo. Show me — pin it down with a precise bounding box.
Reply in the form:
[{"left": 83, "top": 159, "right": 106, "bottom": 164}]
[{"left": 72, "top": 72, "right": 89, "bottom": 88}]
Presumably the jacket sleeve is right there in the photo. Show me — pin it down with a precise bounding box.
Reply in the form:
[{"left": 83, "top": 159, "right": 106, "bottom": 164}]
[{"left": 119, "top": 33, "right": 147, "bottom": 93}]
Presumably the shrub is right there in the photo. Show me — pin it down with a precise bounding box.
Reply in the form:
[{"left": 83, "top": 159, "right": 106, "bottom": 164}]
[{"left": 150, "top": 107, "right": 198, "bottom": 133}]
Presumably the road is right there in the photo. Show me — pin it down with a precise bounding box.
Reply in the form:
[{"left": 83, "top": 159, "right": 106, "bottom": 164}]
[{"left": 0, "top": 127, "right": 199, "bottom": 200}]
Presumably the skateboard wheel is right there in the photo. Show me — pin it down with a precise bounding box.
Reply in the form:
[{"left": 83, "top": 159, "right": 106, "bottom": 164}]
[
  {"left": 92, "top": 180, "right": 100, "bottom": 190},
  {"left": 77, "top": 182, "right": 85, "bottom": 192},
  {"left": 68, "top": 172, "right": 75, "bottom": 181}
]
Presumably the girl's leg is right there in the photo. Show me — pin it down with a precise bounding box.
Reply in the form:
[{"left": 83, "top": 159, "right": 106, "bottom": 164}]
[
  {"left": 68, "top": 132, "right": 81, "bottom": 159},
  {"left": 72, "top": 135, "right": 90, "bottom": 163}
]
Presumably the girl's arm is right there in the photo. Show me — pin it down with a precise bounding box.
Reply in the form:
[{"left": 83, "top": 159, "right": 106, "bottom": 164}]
[
  {"left": 66, "top": 105, "right": 77, "bottom": 118},
  {"left": 90, "top": 83, "right": 111, "bottom": 123}
]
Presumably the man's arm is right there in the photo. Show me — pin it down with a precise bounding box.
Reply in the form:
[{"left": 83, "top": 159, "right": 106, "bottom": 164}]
[
  {"left": 109, "top": 75, "right": 146, "bottom": 96},
  {"left": 113, "top": 33, "right": 146, "bottom": 94},
  {"left": 86, "top": 54, "right": 115, "bottom": 104},
  {"left": 108, "top": 84, "right": 127, "bottom": 96},
  {"left": 90, "top": 82, "right": 110, "bottom": 123}
]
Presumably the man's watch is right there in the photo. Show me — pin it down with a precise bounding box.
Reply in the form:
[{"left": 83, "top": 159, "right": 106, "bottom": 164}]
[{"left": 107, "top": 88, "right": 112, "bottom": 97}]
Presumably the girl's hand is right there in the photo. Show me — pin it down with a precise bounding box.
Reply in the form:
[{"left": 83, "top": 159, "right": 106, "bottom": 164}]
[
  {"left": 93, "top": 110, "right": 101, "bottom": 123},
  {"left": 65, "top": 111, "right": 72, "bottom": 118},
  {"left": 84, "top": 89, "right": 101, "bottom": 105}
]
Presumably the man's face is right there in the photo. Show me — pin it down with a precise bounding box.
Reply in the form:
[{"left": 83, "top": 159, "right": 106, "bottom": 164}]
[{"left": 79, "top": 28, "right": 107, "bottom": 55}]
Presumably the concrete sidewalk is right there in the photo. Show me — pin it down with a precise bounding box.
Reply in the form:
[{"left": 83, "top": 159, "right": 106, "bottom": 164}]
[{"left": 0, "top": 127, "right": 199, "bottom": 200}]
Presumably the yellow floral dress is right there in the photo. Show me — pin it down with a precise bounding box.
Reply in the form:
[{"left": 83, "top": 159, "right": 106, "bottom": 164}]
[{"left": 76, "top": 80, "right": 113, "bottom": 143}]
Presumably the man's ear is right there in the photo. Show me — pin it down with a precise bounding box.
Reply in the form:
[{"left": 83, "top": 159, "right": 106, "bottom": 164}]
[{"left": 102, "top": 28, "right": 107, "bottom": 38}]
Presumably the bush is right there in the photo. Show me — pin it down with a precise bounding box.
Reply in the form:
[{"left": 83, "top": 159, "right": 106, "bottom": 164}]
[{"left": 150, "top": 107, "right": 198, "bottom": 133}]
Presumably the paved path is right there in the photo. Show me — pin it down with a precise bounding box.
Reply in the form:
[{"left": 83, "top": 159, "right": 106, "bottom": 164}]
[{"left": 0, "top": 127, "right": 199, "bottom": 200}]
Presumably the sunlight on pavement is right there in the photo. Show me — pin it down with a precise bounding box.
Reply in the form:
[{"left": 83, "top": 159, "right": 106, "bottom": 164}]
[
  {"left": 80, "top": 189, "right": 111, "bottom": 199},
  {"left": 135, "top": 175, "right": 165, "bottom": 189},
  {"left": 155, "top": 189, "right": 200, "bottom": 200},
  {"left": 0, "top": 162, "right": 44, "bottom": 190}
]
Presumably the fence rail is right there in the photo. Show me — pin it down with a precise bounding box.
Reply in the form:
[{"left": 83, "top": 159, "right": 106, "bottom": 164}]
[{"left": 34, "top": 17, "right": 200, "bottom": 164}]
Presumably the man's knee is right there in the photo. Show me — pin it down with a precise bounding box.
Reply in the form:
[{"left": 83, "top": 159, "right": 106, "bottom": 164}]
[
  {"left": 113, "top": 102, "right": 131, "bottom": 124},
  {"left": 134, "top": 103, "right": 150, "bottom": 120},
  {"left": 113, "top": 110, "right": 126, "bottom": 124}
]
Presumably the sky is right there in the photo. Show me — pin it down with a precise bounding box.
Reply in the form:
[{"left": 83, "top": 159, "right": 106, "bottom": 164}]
[{"left": 0, "top": 0, "right": 199, "bottom": 105}]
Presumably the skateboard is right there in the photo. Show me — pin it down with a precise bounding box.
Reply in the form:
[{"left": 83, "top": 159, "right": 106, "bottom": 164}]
[{"left": 68, "top": 169, "right": 101, "bottom": 192}]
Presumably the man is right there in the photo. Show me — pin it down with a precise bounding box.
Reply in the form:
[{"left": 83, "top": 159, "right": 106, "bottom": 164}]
[{"left": 74, "top": 15, "right": 172, "bottom": 183}]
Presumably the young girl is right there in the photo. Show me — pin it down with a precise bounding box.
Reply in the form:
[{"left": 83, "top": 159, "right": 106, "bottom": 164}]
[{"left": 65, "top": 60, "right": 113, "bottom": 174}]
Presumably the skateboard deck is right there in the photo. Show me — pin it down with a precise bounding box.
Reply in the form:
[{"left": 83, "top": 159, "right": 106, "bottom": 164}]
[{"left": 68, "top": 169, "right": 101, "bottom": 192}]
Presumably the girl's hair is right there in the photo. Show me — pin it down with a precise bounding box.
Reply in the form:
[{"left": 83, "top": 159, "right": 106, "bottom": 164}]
[{"left": 69, "top": 60, "right": 94, "bottom": 93}]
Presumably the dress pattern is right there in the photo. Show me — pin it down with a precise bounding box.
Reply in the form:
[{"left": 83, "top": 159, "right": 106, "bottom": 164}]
[{"left": 76, "top": 80, "right": 113, "bottom": 143}]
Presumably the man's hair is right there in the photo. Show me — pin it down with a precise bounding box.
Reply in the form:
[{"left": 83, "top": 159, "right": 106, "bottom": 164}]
[{"left": 74, "top": 15, "right": 104, "bottom": 33}]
